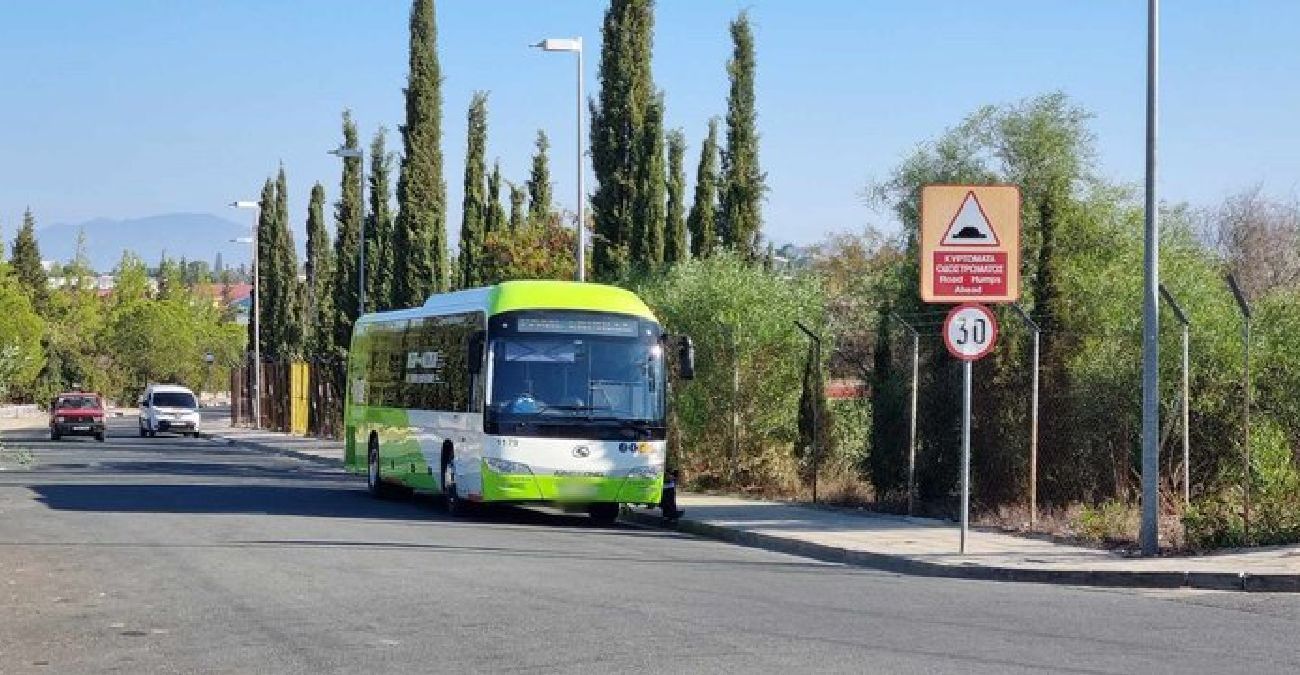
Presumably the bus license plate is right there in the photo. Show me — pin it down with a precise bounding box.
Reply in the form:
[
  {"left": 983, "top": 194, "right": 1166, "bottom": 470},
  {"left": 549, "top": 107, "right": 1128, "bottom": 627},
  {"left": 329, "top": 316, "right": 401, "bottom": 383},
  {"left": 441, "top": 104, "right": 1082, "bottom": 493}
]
[{"left": 559, "top": 482, "right": 599, "bottom": 499}]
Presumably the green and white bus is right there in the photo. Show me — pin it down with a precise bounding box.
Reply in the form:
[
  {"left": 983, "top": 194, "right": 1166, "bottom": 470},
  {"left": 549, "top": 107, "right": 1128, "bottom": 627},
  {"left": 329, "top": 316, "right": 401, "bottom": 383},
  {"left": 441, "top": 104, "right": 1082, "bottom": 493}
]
[{"left": 343, "top": 280, "right": 693, "bottom": 524}]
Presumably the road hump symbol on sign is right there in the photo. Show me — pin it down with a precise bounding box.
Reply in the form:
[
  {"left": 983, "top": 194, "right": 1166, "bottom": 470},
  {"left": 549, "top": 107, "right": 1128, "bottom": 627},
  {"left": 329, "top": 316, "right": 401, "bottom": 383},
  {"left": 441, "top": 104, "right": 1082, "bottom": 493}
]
[{"left": 940, "top": 191, "right": 1000, "bottom": 247}]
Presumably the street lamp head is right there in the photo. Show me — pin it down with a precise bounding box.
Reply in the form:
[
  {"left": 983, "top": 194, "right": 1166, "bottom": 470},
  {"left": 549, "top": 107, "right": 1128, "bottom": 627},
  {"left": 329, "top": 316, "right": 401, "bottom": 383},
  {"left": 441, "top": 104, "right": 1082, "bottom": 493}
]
[
  {"left": 230, "top": 201, "right": 257, "bottom": 209},
  {"left": 329, "top": 145, "right": 364, "bottom": 159},
  {"left": 532, "top": 37, "right": 582, "bottom": 53}
]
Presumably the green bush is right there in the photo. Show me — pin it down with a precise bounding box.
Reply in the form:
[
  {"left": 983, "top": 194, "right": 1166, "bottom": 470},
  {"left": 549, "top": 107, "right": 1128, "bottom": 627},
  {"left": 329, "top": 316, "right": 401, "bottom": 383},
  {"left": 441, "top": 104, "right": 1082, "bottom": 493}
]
[
  {"left": 1072, "top": 500, "right": 1137, "bottom": 545},
  {"left": 638, "top": 253, "right": 823, "bottom": 489},
  {"left": 1184, "top": 419, "right": 1300, "bottom": 549}
]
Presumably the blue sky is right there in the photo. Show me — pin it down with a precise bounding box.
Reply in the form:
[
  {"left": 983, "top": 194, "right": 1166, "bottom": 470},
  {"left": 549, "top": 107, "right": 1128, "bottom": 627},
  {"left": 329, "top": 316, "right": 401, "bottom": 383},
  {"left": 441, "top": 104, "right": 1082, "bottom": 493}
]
[{"left": 2, "top": 1, "right": 1298, "bottom": 264}]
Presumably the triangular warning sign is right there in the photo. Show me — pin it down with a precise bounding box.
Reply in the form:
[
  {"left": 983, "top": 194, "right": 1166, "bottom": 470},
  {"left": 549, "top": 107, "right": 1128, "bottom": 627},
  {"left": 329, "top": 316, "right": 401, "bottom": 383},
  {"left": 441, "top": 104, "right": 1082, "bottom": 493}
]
[{"left": 940, "top": 191, "right": 1000, "bottom": 246}]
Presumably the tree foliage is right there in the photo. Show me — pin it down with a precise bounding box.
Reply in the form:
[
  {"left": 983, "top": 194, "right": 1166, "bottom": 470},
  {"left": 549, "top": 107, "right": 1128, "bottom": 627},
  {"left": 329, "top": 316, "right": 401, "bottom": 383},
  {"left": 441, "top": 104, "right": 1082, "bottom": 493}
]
[
  {"left": 687, "top": 118, "right": 720, "bottom": 259},
  {"left": 526, "top": 130, "right": 553, "bottom": 229},
  {"left": 590, "top": 0, "right": 657, "bottom": 280},
  {"left": 393, "top": 0, "right": 449, "bottom": 306},
  {"left": 718, "top": 11, "right": 765, "bottom": 258},
  {"left": 367, "top": 127, "right": 396, "bottom": 311},
  {"left": 305, "top": 182, "right": 334, "bottom": 356},
  {"left": 458, "top": 93, "right": 490, "bottom": 289},
  {"left": 631, "top": 94, "right": 666, "bottom": 270},
  {"left": 664, "top": 128, "right": 688, "bottom": 265},
  {"left": 638, "top": 253, "right": 823, "bottom": 489},
  {"left": 333, "top": 110, "right": 363, "bottom": 352},
  {"left": 481, "top": 213, "right": 577, "bottom": 284},
  {"left": 10, "top": 209, "right": 47, "bottom": 311}
]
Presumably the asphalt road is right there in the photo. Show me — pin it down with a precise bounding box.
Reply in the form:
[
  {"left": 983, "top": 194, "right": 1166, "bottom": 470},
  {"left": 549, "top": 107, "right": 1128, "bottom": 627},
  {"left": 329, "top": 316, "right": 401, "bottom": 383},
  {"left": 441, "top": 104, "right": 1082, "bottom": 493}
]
[{"left": 2, "top": 418, "right": 1300, "bottom": 674}]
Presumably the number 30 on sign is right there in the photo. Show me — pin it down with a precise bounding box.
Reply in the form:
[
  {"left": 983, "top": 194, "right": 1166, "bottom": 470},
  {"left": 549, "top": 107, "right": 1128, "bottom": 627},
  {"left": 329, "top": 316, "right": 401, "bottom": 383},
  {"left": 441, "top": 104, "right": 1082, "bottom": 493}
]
[{"left": 944, "top": 304, "right": 998, "bottom": 361}]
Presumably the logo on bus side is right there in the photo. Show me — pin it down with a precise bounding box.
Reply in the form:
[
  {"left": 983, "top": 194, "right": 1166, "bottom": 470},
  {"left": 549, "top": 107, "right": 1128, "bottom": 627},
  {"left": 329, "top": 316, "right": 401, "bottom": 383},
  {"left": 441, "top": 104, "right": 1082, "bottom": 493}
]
[
  {"left": 571, "top": 446, "right": 591, "bottom": 458},
  {"left": 405, "top": 351, "right": 446, "bottom": 384}
]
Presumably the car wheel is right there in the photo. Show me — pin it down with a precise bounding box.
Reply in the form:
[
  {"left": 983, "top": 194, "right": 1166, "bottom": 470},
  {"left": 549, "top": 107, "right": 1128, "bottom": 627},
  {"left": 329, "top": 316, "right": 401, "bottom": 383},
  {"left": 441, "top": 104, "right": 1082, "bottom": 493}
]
[
  {"left": 138, "top": 422, "right": 147, "bottom": 438},
  {"left": 588, "top": 503, "right": 620, "bottom": 526},
  {"left": 51, "top": 429, "right": 61, "bottom": 442},
  {"left": 95, "top": 432, "right": 105, "bottom": 443}
]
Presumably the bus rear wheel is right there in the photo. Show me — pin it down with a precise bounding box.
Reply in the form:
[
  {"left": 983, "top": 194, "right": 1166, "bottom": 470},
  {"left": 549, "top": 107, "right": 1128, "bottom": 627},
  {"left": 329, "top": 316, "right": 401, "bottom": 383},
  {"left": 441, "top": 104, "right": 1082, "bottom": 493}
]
[{"left": 588, "top": 503, "right": 620, "bottom": 526}]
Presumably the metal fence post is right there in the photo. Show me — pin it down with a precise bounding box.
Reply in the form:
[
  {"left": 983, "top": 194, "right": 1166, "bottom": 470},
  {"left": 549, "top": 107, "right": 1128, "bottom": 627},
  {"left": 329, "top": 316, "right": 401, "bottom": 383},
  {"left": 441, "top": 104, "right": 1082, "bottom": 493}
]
[
  {"left": 795, "top": 321, "right": 823, "bottom": 504},
  {"left": 1226, "top": 275, "right": 1251, "bottom": 543},
  {"left": 891, "top": 314, "right": 921, "bottom": 516},
  {"left": 1012, "top": 305, "right": 1041, "bottom": 530},
  {"left": 1159, "top": 284, "right": 1191, "bottom": 507}
]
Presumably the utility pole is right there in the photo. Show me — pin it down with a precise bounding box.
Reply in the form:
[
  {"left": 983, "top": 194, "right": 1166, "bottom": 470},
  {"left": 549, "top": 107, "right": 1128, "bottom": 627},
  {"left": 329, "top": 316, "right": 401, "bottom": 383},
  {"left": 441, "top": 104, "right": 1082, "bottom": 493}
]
[
  {"left": 891, "top": 313, "right": 921, "bottom": 516},
  {"left": 1139, "top": 0, "right": 1161, "bottom": 556}
]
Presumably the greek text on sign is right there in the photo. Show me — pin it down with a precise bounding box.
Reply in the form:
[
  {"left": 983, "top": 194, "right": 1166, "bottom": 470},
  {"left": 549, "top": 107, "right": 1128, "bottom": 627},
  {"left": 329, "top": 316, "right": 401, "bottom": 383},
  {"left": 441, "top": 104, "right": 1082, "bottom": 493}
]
[{"left": 920, "top": 185, "right": 1021, "bottom": 304}]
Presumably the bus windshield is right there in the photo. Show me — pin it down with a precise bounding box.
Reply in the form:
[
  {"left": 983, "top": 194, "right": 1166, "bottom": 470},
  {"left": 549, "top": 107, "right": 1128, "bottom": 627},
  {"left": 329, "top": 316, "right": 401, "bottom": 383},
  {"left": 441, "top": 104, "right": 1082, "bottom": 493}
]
[{"left": 487, "top": 312, "right": 664, "bottom": 429}]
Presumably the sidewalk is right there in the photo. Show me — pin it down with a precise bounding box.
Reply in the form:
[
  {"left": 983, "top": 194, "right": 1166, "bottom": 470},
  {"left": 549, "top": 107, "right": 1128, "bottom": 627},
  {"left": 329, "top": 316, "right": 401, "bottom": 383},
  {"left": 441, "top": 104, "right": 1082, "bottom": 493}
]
[
  {"left": 200, "top": 413, "right": 346, "bottom": 466},
  {"left": 199, "top": 420, "right": 1300, "bottom": 592}
]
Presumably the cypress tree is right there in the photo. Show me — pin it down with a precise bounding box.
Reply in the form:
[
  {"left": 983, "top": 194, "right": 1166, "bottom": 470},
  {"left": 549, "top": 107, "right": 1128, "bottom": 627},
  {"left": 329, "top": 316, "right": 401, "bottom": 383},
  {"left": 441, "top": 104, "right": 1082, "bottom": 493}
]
[
  {"left": 10, "top": 209, "right": 47, "bottom": 309},
  {"left": 271, "top": 166, "right": 304, "bottom": 358},
  {"left": 333, "top": 110, "right": 363, "bottom": 353},
  {"left": 393, "top": 0, "right": 449, "bottom": 306},
  {"left": 664, "top": 129, "right": 687, "bottom": 265},
  {"left": 252, "top": 178, "right": 276, "bottom": 357},
  {"left": 508, "top": 183, "right": 526, "bottom": 232},
  {"left": 686, "top": 118, "right": 720, "bottom": 259},
  {"left": 458, "top": 92, "right": 489, "bottom": 289},
  {"left": 718, "top": 10, "right": 765, "bottom": 258},
  {"left": 590, "top": 0, "right": 657, "bottom": 280},
  {"left": 305, "top": 182, "right": 334, "bottom": 356},
  {"left": 485, "top": 160, "right": 505, "bottom": 235},
  {"left": 527, "top": 130, "right": 553, "bottom": 227},
  {"left": 367, "top": 127, "right": 395, "bottom": 311},
  {"left": 631, "top": 94, "right": 666, "bottom": 269}
]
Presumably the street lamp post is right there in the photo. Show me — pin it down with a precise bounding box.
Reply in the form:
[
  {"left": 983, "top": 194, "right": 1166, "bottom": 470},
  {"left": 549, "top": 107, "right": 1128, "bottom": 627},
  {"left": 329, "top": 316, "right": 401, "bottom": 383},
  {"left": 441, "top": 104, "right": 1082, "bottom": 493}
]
[
  {"left": 531, "top": 37, "right": 585, "bottom": 282},
  {"left": 329, "top": 145, "right": 367, "bottom": 314},
  {"left": 229, "top": 201, "right": 260, "bottom": 429}
]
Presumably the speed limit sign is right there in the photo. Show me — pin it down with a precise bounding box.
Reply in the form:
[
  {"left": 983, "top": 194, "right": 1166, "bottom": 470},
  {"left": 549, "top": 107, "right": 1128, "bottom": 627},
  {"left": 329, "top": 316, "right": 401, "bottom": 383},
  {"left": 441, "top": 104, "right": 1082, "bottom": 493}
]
[{"left": 943, "top": 304, "right": 998, "bottom": 361}]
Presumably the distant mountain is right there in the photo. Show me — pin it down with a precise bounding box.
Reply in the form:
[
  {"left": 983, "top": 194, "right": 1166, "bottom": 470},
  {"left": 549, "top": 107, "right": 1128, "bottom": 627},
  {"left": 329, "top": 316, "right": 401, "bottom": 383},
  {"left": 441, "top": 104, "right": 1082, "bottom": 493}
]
[{"left": 37, "top": 213, "right": 257, "bottom": 273}]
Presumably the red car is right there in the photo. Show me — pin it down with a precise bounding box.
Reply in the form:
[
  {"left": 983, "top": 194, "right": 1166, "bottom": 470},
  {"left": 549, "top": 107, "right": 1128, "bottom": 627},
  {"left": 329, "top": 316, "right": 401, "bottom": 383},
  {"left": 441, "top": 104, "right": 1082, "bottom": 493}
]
[{"left": 50, "top": 392, "right": 106, "bottom": 442}]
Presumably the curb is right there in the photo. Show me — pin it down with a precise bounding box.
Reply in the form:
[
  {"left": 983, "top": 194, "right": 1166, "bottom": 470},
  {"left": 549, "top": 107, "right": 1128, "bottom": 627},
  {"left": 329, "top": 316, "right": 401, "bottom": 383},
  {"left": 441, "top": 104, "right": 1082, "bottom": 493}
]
[
  {"left": 622, "top": 511, "right": 1300, "bottom": 592},
  {"left": 198, "top": 430, "right": 345, "bottom": 468}
]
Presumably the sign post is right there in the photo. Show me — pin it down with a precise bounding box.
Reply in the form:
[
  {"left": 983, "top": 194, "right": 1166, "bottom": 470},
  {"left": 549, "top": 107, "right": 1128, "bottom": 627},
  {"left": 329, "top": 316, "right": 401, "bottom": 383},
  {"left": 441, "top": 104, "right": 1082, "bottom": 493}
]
[
  {"left": 922, "top": 185, "right": 1020, "bottom": 554},
  {"left": 943, "top": 304, "right": 999, "bottom": 553}
]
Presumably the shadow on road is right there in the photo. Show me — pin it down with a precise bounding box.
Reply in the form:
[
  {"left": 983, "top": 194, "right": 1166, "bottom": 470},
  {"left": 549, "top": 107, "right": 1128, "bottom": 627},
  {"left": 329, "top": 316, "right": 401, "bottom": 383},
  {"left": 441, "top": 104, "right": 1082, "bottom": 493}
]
[
  {"left": 31, "top": 483, "right": 400, "bottom": 519},
  {"left": 28, "top": 482, "right": 659, "bottom": 533}
]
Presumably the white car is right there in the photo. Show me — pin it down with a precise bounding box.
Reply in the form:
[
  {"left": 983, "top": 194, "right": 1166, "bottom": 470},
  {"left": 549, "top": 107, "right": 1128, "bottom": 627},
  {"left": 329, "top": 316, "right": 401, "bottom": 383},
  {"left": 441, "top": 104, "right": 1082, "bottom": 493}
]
[{"left": 138, "top": 384, "right": 202, "bottom": 438}]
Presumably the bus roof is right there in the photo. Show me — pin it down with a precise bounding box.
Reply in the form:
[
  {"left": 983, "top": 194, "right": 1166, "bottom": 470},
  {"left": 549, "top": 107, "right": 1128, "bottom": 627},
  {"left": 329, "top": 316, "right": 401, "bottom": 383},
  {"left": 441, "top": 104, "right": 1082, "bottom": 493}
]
[
  {"left": 485, "top": 280, "right": 655, "bottom": 320},
  {"left": 358, "top": 280, "right": 656, "bottom": 326}
]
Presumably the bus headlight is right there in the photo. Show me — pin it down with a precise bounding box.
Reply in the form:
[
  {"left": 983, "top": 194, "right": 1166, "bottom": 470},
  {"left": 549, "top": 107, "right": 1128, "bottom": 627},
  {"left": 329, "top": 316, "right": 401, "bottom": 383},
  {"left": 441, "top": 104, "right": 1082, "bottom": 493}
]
[
  {"left": 483, "top": 457, "right": 532, "bottom": 475},
  {"left": 626, "top": 464, "right": 663, "bottom": 479}
]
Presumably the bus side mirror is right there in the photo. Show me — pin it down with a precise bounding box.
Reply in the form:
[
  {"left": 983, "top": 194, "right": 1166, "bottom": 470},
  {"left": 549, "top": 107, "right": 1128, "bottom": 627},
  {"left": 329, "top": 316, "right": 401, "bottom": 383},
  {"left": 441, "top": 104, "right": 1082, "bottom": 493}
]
[
  {"left": 677, "top": 335, "right": 696, "bottom": 380},
  {"left": 468, "top": 331, "right": 486, "bottom": 375}
]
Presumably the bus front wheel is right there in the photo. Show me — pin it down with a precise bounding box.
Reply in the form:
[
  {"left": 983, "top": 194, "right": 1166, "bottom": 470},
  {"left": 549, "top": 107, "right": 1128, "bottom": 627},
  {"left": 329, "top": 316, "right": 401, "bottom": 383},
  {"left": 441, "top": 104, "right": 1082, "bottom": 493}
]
[
  {"left": 588, "top": 503, "right": 620, "bottom": 526},
  {"left": 442, "top": 454, "right": 470, "bottom": 517},
  {"left": 367, "top": 439, "right": 385, "bottom": 498}
]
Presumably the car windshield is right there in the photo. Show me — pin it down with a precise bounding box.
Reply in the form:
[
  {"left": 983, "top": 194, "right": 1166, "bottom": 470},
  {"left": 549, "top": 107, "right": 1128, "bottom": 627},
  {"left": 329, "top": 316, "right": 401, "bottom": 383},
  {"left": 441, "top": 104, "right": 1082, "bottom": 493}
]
[
  {"left": 487, "top": 313, "right": 664, "bottom": 425},
  {"left": 56, "top": 396, "right": 99, "bottom": 409},
  {"left": 152, "top": 392, "right": 197, "bottom": 409}
]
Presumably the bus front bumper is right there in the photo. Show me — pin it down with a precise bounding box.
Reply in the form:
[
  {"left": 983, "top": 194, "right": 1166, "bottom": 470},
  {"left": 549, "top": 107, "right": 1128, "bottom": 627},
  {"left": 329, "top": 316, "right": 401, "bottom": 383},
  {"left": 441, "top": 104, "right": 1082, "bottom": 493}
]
[{"left": 481, "top": 470, "right": 663, "bottom": 505}]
